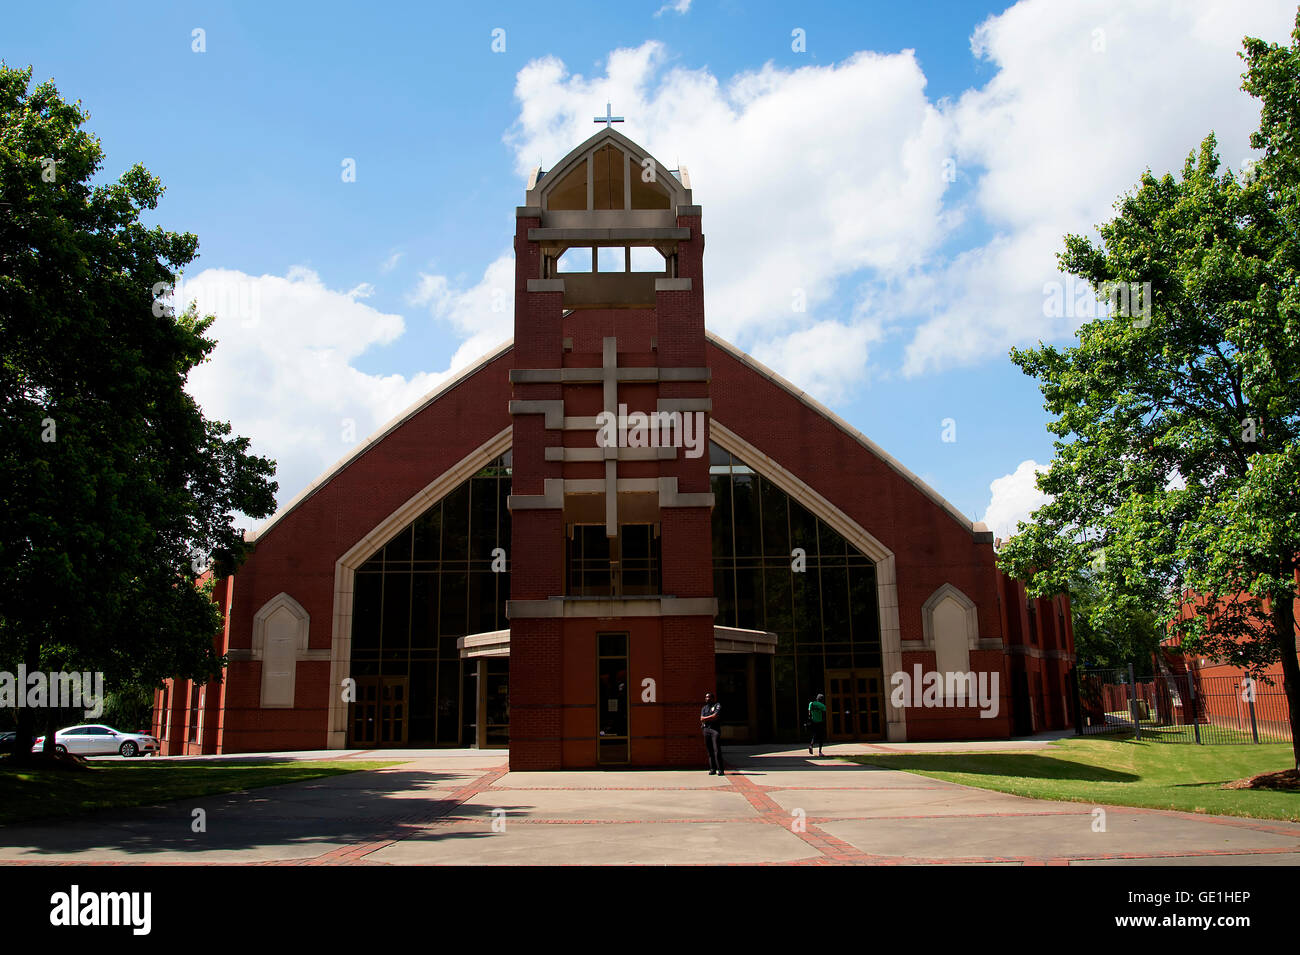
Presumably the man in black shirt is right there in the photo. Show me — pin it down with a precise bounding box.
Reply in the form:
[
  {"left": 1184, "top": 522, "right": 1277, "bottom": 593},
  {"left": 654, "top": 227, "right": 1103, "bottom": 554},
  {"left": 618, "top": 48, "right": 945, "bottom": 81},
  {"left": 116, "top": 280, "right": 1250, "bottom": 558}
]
[{"left": 700, "top": 692, "right": 724, "bottom": 775}]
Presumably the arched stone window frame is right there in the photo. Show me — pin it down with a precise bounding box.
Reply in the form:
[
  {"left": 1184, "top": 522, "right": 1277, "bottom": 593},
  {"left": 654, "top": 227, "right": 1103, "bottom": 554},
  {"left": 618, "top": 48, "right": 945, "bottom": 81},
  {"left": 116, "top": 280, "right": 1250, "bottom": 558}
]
[
  {"left": 920, "top": 584, "right": 985, "bottom": 705},
  {"left": 326, "top": 427, "right": 514, "bottom": 746},
  {"left": 920, "top": 583, "right": 980, "bottom": 656},
  {"left": 251, "top": 592, "right": 311, "bottom": 709},
  {"left": 708, "top": 420, "right": 906, "bottom": 742}
]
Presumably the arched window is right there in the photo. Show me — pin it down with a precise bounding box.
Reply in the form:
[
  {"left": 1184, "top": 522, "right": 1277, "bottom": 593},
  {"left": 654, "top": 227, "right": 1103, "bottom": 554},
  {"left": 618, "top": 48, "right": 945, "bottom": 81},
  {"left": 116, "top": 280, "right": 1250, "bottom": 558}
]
[
  {"left": 709, "top": 440, "right": 881, "bottom": 735},
  {"left": 921, "top": 583, "right": 979, "bottom": 678},
  {"left": 348, "top": 453, "right": 512, "bottom": 745},
  {"left": 252, "top": 592, "right": 311, "bottom": 708}
]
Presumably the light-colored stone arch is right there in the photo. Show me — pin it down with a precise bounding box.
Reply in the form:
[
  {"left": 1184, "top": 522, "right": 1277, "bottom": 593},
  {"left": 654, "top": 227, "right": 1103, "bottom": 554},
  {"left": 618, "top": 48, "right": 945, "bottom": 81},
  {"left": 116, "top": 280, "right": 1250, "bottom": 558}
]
[
  {"left": 252, "top": 592, "right": 317, "bottom": 709},
  {"left": 326, "top": 427, "right": 513, "bottom": 747},
  {"left": 921, "top": 583, "right": 979, "bottom": 675},
  {"left": 709, "top": 420, "right": 907, "bottom": 741},
  {"left": 530, "top": 128, "right": 690, "bottom": 213}
]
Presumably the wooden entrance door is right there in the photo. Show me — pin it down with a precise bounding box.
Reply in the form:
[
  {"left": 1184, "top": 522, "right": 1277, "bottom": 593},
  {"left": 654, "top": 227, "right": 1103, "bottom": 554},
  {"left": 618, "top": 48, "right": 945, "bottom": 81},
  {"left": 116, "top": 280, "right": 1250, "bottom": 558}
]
[
  {"left": 349, "top": 676, "right": 409, "bottom": 746},
  {"left": 826, "top": 669, "right": 884, "bottom": 741}
]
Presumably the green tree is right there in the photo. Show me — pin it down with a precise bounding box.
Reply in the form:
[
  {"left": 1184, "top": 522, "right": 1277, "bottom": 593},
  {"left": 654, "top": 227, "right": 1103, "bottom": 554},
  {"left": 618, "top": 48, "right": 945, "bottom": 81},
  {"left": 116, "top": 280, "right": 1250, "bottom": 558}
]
[
  {"left": 1066, "top": 565, "right": 1164, "bottom": 669},
  {"left": 999, "top": 17, "right": 1300, "bottom": 769},
  {"left": 0, "top": 66, "right": 276, "bottom": 756}
]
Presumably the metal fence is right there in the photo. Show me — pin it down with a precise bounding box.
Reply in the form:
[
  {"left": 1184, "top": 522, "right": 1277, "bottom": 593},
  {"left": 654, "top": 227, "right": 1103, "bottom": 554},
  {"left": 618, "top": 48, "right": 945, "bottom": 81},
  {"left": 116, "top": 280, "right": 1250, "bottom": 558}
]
[{"left": 1073, "top": 665, "right": 1292, "bottom": 744}]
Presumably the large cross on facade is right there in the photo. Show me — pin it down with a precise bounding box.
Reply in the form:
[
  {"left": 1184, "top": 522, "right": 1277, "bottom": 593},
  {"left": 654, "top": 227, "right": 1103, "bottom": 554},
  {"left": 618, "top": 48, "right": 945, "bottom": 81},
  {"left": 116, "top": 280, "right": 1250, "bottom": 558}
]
[{"left": 593, "top": 102, "right": 624, "bottom": 129}]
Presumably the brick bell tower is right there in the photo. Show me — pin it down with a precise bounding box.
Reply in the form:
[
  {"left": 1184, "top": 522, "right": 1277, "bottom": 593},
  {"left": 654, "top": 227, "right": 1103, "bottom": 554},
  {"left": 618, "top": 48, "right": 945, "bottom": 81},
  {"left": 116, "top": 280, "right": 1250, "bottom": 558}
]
[{"left": 506, "top": 121, "right": 716, "bottom": 769}]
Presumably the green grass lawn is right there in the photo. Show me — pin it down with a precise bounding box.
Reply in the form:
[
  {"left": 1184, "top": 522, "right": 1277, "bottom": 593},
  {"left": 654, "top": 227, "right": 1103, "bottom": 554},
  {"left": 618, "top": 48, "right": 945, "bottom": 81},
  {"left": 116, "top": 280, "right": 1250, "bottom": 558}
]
[
  {"left": 847, "top": 737, "right": 1300, "bottom": 821},
  {"left": 0, "top": 758, "right": 402, "bottom": 826}
]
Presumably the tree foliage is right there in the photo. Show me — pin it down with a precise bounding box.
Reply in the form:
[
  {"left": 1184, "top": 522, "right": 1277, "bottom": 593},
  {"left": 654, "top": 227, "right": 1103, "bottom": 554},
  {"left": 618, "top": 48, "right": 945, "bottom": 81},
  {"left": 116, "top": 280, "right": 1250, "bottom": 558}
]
[
  {"left": 0, "top": 65, "right": 276, "bottom": 748},
  {"left": 1065, "top": 566, "right": 1164, "bottom": 669},
  {"left": 998, "top": 17, "right": 1300, "bottom": 766}
]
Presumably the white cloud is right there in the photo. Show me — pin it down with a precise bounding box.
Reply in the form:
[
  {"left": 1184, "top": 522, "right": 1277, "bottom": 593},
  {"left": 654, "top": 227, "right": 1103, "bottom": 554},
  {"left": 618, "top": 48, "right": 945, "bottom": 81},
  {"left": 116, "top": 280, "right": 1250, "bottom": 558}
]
[
  {"left": 655, "top": 0, "right": 691, "bottom": 16},
  {"left": 982, "top": 459, "right": 1051, "bottom": 541},
  {"left": 901, "top": 0, "right": 1296, "bottom": 375},
  {"left": 410, "top": 252, "right": 516, "bottom": 373},
  {"left": 184, "top": 1, "right": 1300, "bottom": 517},
  {"left": 507, "top": 41, "right": 953, "bottom": 401},
  {"left": 507, "top": 2, "right": 1296, "bottom": 387},
  {"left": 749, "top": 319, "right": 880, "bottom": 404},
  {"left": 180, "top": 267, "right": 481, "bottom": 514}
]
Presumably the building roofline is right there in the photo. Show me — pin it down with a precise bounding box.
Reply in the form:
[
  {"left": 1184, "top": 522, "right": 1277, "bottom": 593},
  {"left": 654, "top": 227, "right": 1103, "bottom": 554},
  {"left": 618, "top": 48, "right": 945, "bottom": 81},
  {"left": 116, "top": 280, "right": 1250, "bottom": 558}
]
[
  {"left": 526, "top": 127, "right": 690, "bottom": 207},
  {"left": 704, "top": 329, "right": 991, "bottom": 541},
  {"left": 246, "top": 339, "right": 515, "bottom": 543},
  {"left": 247, "top": 330, "right": 989, "bottom": 547}
]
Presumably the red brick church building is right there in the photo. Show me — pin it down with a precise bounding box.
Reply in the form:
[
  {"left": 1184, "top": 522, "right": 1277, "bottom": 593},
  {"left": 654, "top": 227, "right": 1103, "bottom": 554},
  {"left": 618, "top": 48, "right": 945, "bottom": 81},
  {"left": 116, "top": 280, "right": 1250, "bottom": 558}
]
[{"left": 154, "top": 128, "right": 1075, "bottom": 768}]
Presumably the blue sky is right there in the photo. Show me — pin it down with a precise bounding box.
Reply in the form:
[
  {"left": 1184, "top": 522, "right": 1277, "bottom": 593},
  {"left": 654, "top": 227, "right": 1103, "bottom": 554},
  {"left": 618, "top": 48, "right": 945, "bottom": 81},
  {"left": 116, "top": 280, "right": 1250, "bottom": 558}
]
[{"left": 7, "top": 0, "right": 1296, "bottom": 533}]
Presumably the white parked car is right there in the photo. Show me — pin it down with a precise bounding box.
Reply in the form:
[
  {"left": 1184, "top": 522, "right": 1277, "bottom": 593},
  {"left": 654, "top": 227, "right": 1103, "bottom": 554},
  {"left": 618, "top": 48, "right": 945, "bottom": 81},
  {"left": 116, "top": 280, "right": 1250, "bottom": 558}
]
[{"left": 32, "top": 724, "right": 159, "bottom": 757}]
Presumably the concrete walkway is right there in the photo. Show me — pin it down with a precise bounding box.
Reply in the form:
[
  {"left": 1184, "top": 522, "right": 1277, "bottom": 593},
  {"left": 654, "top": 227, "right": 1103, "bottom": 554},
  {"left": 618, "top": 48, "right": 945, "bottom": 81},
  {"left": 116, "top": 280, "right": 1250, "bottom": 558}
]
[{"left": 2, "top": 743, "right": 1298, "bottom": 865}]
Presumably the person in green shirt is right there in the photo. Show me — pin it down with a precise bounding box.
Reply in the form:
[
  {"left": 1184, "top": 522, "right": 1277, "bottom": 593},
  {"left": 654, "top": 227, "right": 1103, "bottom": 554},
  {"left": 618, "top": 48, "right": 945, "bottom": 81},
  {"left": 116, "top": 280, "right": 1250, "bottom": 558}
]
[{"left": 807, "top": 693, "right": 827, "bottom": 756}]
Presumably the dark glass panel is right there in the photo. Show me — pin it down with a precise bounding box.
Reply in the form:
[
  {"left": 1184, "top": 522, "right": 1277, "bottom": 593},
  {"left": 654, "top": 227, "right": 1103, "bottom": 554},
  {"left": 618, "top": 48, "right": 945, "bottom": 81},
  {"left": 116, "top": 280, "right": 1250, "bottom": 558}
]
[
  {"left": 793, "top": 569, "right": 822, "bottom": 645},
  {"left": 715, "top": 655, "right": 749, "bottom": 726},
  {"left": 439, "top": 570, "right": 468, "bottom": 638},
  {"left": 731, "top": 475, "right": 759, "bottom": 557},
  {"left": 773, "top": 656, "right": 798, "bottom": 732},
  {"left": 710, "top": 474, "right": 733, "bottom": 558},
  {"left": 817, "top": 520, "right": 848, "bottom": 562},
  {"left": 788, "top": 499, "right": 817, "bottom": 558},
  {"left": 569, "top": 524, "right": 613, "bottom": 596},
  {"left": 854, "top": 646, "right": 883, "bottom": 669},
  {"left": 436, "top": 661, "right": 461, "bottom": 744},
  {"left": 352, "top": 572, "right": 382, "bottom": 651},
  {"left": 734, "top": 561, "right": 761, "bottom": 630},
  {"left": 410, "top": 573, "right": 437, "bottom": 649},
  {"left": 408, "top": 660, "right": 438, "bottom": 743},
  {"left": 821, "top": 566, "right": 850, "bottom": 642},
  {"left": 476, "top": 454, "right": 510, "bottom": 479},
  {"left": 598, "top": 633, "right": 627, "bottom": 657},
  {"left": 825, "top": 648, "right": 853, "bottom": 671},
  {"left": 350, "top": 658, "right": 381, "bottom": 677},
  {"left": 759, "top": 477, "right": 790, "bottom": 558},
  {"left": 762, "top": 562, "right": 794, "bottom": 635},
  {"left": 597, "top": 657, "right": 629, "bottom": 738},
  {"left": 849, "top": 565, "right": 880, "bottom": 646},
  {"left": 462, "top": 663, "right": 478, "bottom": 747},
  {"left": 497, "top": 477, "right": 512, "bottom": 547},
  {"left": 713, "top": 565, "right": 735, "bottom": 626},
  {"left": 619, "top": 524, "right": 660, "bottom": 596},
  {"left": 383, "top": 525, "right": 413, "bottom": 565},
  {"left": 466, "top": 571, "right": 496, "bottom": 635},
  {"left": 381, "top": 573, "right": 411, "bottom": 652},
  {"left": 484, "top": 658, "right": 510, "bottom": 746},
  {"left": 797, "top": 651, "right": 825, "bottom": 705},
  {"left": 709, "top": 440, "right": 731, "bottom": 469},
  {"left": 412, "top": 504, "right": 441, "bottom": 562},
  {"left": 440, "top": 482, "right": 470, "bottom": 562},
  {"left": 470, "top": 477, "right": 499, "bottom": 560}
]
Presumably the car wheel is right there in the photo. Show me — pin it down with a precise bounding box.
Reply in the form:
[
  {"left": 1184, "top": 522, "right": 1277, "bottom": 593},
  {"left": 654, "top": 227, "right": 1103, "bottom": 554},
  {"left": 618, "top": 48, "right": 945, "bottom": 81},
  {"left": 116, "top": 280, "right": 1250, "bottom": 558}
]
[
  {"left": 119, "top": 741, "right": 138, "bottom": 758},
  {"left": 54, "top": 744, "right": 67, "bottom": 754}
]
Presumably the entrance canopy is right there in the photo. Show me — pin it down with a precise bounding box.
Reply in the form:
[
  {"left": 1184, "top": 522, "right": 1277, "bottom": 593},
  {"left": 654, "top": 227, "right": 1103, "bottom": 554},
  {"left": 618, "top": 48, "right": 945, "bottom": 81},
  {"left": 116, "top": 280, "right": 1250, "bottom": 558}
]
[{"left": 457, "top": 626, "right": 776, "bottom": 659}]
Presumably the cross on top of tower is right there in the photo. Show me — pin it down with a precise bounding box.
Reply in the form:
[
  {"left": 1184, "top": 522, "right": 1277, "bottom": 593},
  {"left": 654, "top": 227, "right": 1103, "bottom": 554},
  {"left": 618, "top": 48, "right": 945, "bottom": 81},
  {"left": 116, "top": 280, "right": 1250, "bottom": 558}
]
[{"left": 593, "top": 102, "right": 624, "bottom": 129}]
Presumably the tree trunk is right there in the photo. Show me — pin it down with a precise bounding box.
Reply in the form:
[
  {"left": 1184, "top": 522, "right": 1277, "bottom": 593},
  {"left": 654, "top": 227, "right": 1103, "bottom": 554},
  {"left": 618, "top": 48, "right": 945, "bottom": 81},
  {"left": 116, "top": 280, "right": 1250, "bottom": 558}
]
[{"left": 1270, "top": 585, "right": 1300, "bottom": 771}]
